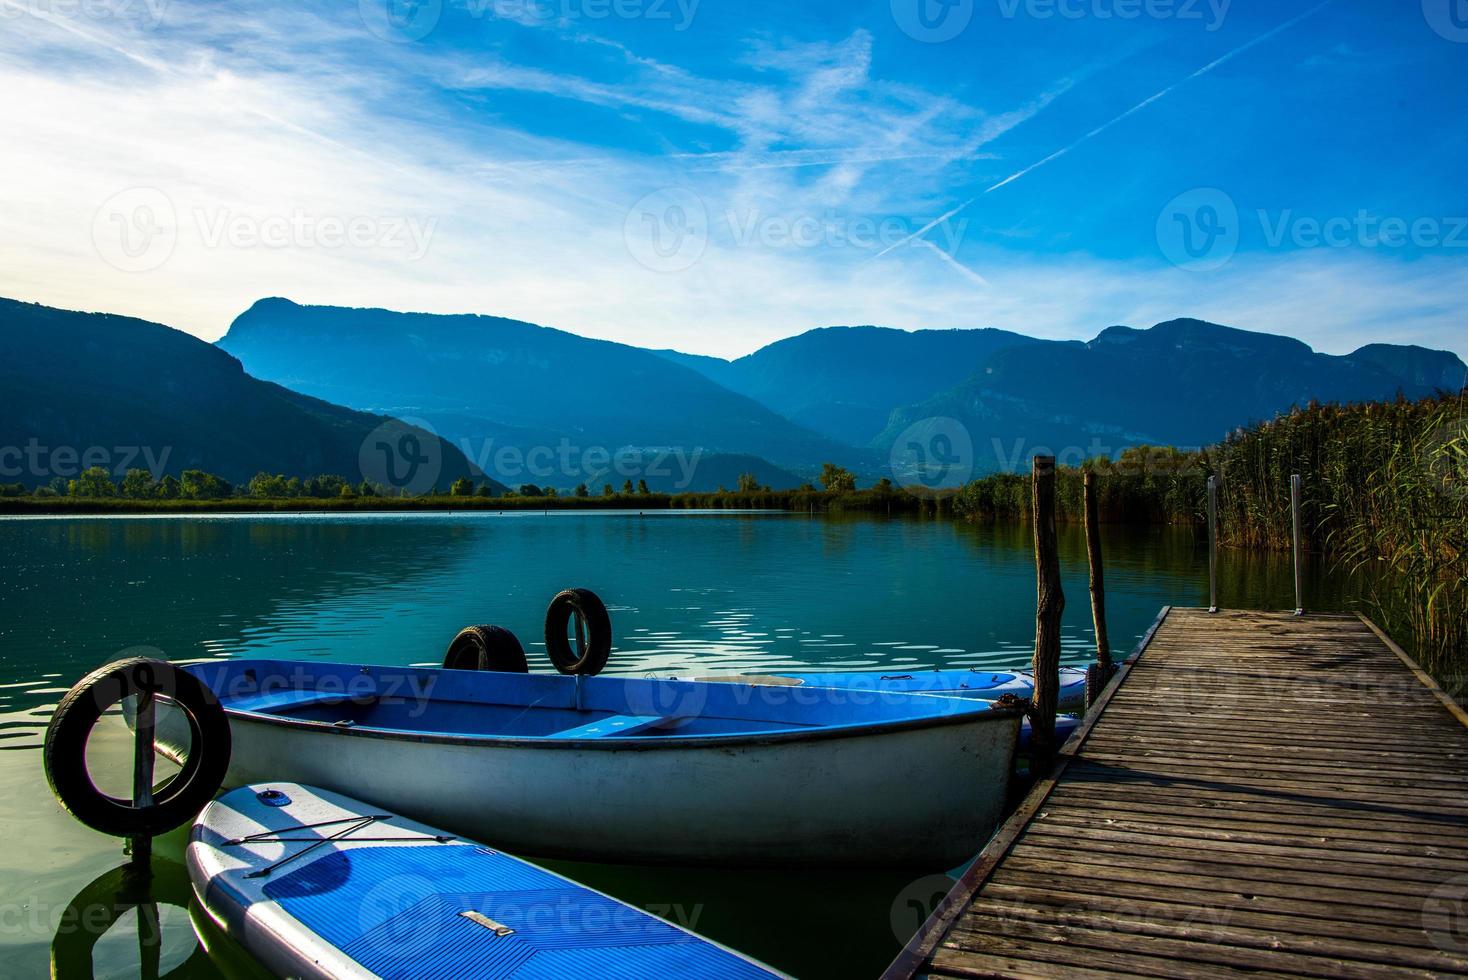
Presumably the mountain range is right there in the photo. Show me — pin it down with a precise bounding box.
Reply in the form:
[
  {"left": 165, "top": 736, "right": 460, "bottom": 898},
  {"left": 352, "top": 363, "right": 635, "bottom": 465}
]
[
  {"left": 4, "top": 294, "right": 1463, "bottom": 492},
  {"left": 0, "top": 298, "right": 479, "bottom": 491}
]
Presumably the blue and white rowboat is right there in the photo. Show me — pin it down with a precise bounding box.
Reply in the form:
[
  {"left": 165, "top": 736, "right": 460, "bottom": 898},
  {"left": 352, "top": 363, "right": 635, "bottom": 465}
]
[
  {"left": 190, "top": 783, "right": 785, "bottom": 979},
  {"left": 170, "top": 660, "right": 1023, "bottom": 868}
]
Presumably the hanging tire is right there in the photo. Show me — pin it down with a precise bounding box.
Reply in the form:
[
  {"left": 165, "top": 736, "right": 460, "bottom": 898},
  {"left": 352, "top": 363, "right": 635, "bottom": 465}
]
[
  {"left": 43, "top": 658, "right": 231, "bottom": 838},
  {"left": 442, "top": 625, "right": 529, "bottom": 672},
  {"left": 544, "top": 588, "right": 612, "bottom": 676}
]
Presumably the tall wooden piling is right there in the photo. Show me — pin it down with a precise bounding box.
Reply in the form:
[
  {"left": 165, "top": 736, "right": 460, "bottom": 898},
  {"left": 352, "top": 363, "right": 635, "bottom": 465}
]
[
  {"left": 1082, "top": 470, "right": 1112, "bottom": 705},
  {"left": 1030, "top": 455, "right": 1064, "bottom": 768}
]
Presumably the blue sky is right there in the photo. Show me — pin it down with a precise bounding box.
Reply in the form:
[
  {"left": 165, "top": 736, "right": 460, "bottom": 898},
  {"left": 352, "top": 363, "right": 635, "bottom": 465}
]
[{"left": 0, "top": 0, "right": 1464, "bottom": 358}]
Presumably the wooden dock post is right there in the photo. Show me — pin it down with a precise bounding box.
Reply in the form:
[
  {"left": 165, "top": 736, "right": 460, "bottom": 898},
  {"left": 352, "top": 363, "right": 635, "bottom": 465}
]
[
  {"left": 1206, "top": 475, "right": 1219, "bottom": 613},
  {"left": 1290, "top": 472, "right": 1304, "bottom": 616},
  {"left": 1082, "top": 470, "right": 1111, "bottom": 705},
  {"left": 1030, "top": 455, "right": 1064, "bottom": 768},
  {"left": 129, "top": 680, "right": 156, "bottom": 868}
]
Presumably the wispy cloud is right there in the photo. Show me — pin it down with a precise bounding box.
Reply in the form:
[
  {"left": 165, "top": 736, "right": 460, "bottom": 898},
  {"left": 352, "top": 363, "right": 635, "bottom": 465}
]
[{"left": 877, "top": 0, "right": 1340, "bottom": 258}]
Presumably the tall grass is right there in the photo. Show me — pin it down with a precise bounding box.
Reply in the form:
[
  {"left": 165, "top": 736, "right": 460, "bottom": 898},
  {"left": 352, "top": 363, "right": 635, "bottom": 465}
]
[
  {"left": 1213, "top": 395, "right": 1468, "bottom": 683},
  {"left": 949, "top": 395, "right": 1467, "bottom": 685}
]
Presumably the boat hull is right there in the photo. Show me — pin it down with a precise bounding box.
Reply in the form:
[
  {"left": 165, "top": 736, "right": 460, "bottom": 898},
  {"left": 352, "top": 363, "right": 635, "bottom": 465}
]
[{"left": 210, "top": 709, "right": 1017, "bottom": 869}]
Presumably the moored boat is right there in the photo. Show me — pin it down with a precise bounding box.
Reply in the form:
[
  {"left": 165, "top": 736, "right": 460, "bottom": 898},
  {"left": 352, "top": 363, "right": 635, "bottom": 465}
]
[{"left": 168, "top": 659, "right": 1022, "bottom": 868}]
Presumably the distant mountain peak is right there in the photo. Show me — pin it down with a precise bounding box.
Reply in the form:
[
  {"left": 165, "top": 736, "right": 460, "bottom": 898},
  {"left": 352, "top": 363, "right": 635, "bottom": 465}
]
[{"left": 1090, "top": 318, "right": 1314, "bottom": 359}]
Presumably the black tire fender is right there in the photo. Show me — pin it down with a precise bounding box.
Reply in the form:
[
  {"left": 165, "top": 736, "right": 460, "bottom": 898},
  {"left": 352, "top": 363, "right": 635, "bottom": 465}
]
[
  {"left": 442, "top": 625, "right": 529, "bottom": 673},
  {"left": 544, "top": 588, "right": 612, "bottom": 676},
  {"left": 43, "top": 658, "right": 231, "bottom": 838}
]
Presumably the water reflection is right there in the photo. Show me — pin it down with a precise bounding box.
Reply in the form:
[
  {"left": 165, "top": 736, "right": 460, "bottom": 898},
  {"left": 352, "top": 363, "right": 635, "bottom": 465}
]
[{"left": 48, "top": 855, "right": 269, "bottom": 980}]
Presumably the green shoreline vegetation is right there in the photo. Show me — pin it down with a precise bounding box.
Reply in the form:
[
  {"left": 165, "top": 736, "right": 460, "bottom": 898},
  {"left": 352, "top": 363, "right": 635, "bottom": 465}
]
[{"left": 3, "top": 394, "right": 1462, "bottom": 687}]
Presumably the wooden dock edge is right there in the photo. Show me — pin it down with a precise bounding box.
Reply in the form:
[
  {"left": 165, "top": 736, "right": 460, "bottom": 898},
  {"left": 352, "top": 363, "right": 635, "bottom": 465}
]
[
  {"left": 879, "top": 605, "right": 1174, "bottom": 980},
  {"left": 1356, "top": 611, "right": 1468, "bottom": 731}
]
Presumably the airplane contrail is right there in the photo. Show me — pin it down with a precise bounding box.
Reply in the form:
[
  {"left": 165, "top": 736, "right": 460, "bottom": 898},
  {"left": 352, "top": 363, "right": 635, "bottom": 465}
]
[{"left": 878, "top": 0, "right": 1339, "bottom": 258}]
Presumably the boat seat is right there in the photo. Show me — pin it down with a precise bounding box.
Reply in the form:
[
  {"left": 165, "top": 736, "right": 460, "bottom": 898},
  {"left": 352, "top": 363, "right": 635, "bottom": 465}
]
[
  {"left": 550, "top": 715, "right": 667, "bottom": 739},
  {"left": 229, "top": 690, "right": 375, "bottom": 716}
]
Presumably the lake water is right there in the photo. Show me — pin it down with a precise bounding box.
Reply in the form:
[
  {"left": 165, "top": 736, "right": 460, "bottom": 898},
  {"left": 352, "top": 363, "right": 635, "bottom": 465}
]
[{"left": 0, "top": 511, "right": 1353, "bottom": 978}]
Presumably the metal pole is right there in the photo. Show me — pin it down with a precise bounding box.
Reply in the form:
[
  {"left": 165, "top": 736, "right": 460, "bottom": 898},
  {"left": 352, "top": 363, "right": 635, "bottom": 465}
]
[
  {"left": 1206, "top": 476, "right": 1218, "bottom": 614},
  {"left": 1290, "top": 473, "right": 1303, "bottom": 616}
]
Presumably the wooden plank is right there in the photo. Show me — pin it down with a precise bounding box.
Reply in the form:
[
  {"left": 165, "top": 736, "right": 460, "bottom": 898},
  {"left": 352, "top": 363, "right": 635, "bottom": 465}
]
[
  {"left": 889, "top": 608, "right": 1468, "bottom": 980},
  {"left": 1358, "top": 612, "right": 1468, "bottom": 730},
  {"left": 955, "top": 898, "right": 1468, "bottom": 973},
  {"left": 997, "top": 853, "right": 1440, "bottom": 915},
  {"left": 1030, "top": 801, "right": 1468, "bottom": 850}
]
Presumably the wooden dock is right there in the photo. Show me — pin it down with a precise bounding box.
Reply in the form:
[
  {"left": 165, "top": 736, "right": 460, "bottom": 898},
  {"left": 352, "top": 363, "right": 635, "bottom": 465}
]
[{"left": 886, "top": 607, "right": 1468, "bottom": 979}]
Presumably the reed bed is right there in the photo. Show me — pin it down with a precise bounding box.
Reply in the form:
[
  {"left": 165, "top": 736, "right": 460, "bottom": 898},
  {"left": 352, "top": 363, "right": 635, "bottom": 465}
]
[{"left": 1213, "top": 395, "right": 1468, "bottom": 685}]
